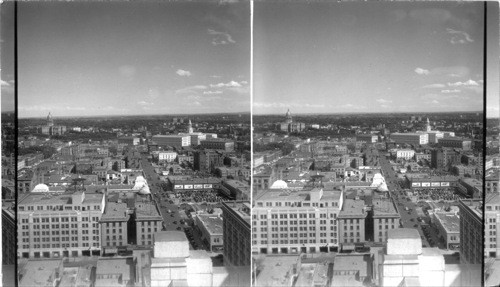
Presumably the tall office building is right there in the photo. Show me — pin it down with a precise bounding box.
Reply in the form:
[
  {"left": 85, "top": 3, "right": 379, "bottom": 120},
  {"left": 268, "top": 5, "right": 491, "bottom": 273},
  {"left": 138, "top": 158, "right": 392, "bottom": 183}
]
[
  {"left": 485, "top": 193, "right": 500, "bottom": 259},
  {"left": 252, "top": 187, "right": 343, "bottom": 254},
  {"left": 17, "top": 186, "right": 105, "bottom": 259},
  {"left": 221, "top": 201, "right": 251, "bottom": 266},
  {"left": 458, "top": 199, "right": 483, "bottom": 265}
]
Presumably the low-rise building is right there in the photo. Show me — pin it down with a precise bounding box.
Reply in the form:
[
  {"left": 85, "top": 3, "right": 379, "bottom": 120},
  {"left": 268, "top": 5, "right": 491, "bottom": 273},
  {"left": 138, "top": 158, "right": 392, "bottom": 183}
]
[
  {"left": 434, "top": 212, "right": 460, "bottom": 250},
  {"left": 195, "top": 214, "right": 224, "bottom": 252}
]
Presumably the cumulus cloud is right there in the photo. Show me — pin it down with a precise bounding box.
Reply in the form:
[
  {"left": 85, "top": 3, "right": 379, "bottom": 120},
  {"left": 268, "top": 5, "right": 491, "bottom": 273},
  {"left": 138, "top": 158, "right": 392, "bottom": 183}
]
[
  {"left": 176, "top": 69, "right": 192, "bottom": 77},
  {"left": 175, "top": 85, "right": 207, "bottom": 95},
  {"left": 446, "top": 28, "right": 474, "bottom": 44},
  {"left": 210, "top": 80, "right": 241, "bottom": 88},
  {"left": 208, "top": 29, "right": 235, "bottom": 46},
  {"left": 423, "top": 83, "right": 446, "bottom": 89},
  {"left": 416, "top": 66, "right": 470, "bottom": 78},
  {"left": 376, "top": 99, "right": 392, "bottom": 104},
  {"left": 448, "top": 79, "right": 479, "bottom": 87},
  {"left": 415, "top": 68, "right": 430, "bottom": 75},
  {"left": 203, "top": 90, "right": 223, "bottom": 95},
  {"left": 137, "top": 101, "right": 154, "bottom": 106},
  {"left": 441, "top": 89, "right": 461, "bottom": 93}
]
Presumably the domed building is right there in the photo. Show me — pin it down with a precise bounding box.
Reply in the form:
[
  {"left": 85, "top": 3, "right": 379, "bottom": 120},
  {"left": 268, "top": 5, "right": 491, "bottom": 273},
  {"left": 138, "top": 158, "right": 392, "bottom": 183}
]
[
  {"left": 31, "top": 183, "right": 50, "bottom": 193},
  {"left": 277, "top": 109, "right": 305, "bottom": 133},
  {"left": 39, "top": 112, "right": 67, "bottom": 136},
  {"left": 269, "top": 179, "right": 288, "bottom": 189}
]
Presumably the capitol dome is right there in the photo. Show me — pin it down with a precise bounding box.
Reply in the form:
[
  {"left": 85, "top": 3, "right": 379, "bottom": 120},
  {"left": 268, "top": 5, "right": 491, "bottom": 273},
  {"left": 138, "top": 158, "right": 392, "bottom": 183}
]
[
  {"left": 270, "top": 180, "right": 288, "bottom": 189},
  {"left": 32, "top": 183, "right": 50, "bottom": 193}
]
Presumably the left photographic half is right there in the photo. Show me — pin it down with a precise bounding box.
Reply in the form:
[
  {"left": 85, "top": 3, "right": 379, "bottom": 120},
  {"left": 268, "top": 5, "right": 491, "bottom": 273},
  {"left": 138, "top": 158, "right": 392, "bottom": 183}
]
[
  {"left": 15, "top": 1, "right": 251, "bottom": 287},
  {"left": 1, "top": 1, "right": 17, "bottom": 286}
]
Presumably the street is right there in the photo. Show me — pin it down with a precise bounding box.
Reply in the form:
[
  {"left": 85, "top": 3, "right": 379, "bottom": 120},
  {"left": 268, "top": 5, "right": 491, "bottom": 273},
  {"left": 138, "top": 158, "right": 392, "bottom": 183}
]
[
  {"left": 140, "top": 155, "right": 204, "bottom": 250},
  {"left": 378, "top": 154, "right": 436, "bottom": 248}
]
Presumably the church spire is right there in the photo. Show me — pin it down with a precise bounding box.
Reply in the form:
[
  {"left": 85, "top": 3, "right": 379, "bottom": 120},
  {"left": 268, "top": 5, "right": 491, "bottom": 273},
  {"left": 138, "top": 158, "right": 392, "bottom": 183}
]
[{"left": 188, "top": 119, "right": 194, "bottom": 134}]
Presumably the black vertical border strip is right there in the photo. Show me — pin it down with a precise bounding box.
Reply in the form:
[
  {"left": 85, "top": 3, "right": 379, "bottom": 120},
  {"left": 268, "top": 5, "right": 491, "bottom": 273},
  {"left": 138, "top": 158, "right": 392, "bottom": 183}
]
[
  {"left": 14, "top": 0, "right": 18, "bottom": 286},
  {"left": 482, "top": 1, "right": 487, "bottom": 286}
]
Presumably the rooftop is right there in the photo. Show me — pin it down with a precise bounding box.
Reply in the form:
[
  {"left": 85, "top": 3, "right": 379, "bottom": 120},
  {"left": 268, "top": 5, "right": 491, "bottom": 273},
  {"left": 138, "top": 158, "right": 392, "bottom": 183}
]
[
  {"left": 197, "top": 214, "right": 223, "bottom": 235},
  {"left": 435, "top": 212, "right": 460, "bottom": 233},
  {"left": 19, "top": 259, "right": 63, "bottom": 287},
  {"left": 372, "top": 198, "right": 399, "bottom": 217},
  {"left": 154, "top": 231, "right": 188, "bottom": 243},
  {"left": 256, "top": 255, "right": 300, "bottom": 287},
  {"left": 333, "top": 254, "right": 370, "bottom": 277},
  {"left": 101, "top": 202, "right": 129, "bottom": 221},
  {"left": 222, "top": 201, "right": 251, "bottom": 225},
  {"left": 338, "top": 199, "right": 366, "bottom": 218},
  {"left": 96, "top": 257, "right": 134, "bottom": 281},
  {"left": 388, "top": 228, "right": 420, "bottom": 240}
]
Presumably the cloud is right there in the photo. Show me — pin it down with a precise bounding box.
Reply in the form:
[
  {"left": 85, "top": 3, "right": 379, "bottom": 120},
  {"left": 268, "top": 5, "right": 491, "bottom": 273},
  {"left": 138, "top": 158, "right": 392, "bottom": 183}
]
[
  {"left": 441, "top": 89, "right": 461, "bottom": 93},
  {"left": 119, "top": 65, "right": 136, "bottom": 78},
  {"left": 416, "top": 66, "right": 470, "bottom": 78},
  {"left": 175, "top": 85, "right": 207, "bottom": 95},
  {"left": 446, "top": 28, "right": 474, "bottom": 44},
  {"left": 176, "top": 69, "right": 192, "bottom": 77},
  {"left": 137, "top": 101, "right": 154, "bottom": 106},
  {"left": 421, "top": 93, "right": 466, "bottom": 102},
  {"left": 448, "top": 79, "right": 479, "bottom": 87},
  {"left": 203, "top": 90, "right": 223, "bottom": 95},
  {"left": 208, "top": 29, "right": 235, "bottom": 45},
  {"left": 210, "top": 80, "right": 241, "bottom": 88},
  {"left": 226, "top": 86, "right": 249, "bottom": 95},
  {"left": 415, "top": 68, "right": 430, "bottom": 75},
  {"left": 376, "top": 99, "right": 392, "bottom": 104},
  {"left": 409, "top": 8, "right": 452, "bottom": 24},
  {"left": 422, "top": 83, "right": 446, "bottom": 89}
]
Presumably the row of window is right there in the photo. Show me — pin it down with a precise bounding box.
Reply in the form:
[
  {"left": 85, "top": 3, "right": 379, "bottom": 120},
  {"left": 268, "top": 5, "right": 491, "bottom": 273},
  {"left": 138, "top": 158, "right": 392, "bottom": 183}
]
[
  {"left": 22, "top": 241, "right": 100, "bottom": 249},
  {"left": 19, "top": 205, "right": 101, "bottom": 212},
  {"left": 255, "top": 201, "right": 339, "bottom": 208},
  {"left": 22, "top": 236, "right": 99, "bottom": 242},
  {"left": 256, "top": 239, "right": 338, "bottom": 245},
  {"left": 22, "top": 216, "right": 98, "bottom": 224}
]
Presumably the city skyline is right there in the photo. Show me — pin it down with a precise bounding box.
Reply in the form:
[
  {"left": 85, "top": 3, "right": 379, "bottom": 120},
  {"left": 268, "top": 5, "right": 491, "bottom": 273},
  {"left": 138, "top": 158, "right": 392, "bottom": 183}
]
[
  {"left": 254, "top": 2, "right": 496, "bottom": 116},
  {"left": 13, "top": 1, "right": 250, "bottom": 117}
]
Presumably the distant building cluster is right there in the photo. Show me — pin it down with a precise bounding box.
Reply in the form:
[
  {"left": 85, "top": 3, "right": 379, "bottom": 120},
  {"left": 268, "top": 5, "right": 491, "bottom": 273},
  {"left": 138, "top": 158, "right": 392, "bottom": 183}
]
[{"left": 39, "top": 112, "right": 66, "bottom": 136}]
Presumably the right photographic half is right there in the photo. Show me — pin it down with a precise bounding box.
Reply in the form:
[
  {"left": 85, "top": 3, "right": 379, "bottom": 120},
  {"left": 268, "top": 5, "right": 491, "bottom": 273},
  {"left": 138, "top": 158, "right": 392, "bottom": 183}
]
[{"left": 252, "top": 1, "right": 498, "bottom": 287}]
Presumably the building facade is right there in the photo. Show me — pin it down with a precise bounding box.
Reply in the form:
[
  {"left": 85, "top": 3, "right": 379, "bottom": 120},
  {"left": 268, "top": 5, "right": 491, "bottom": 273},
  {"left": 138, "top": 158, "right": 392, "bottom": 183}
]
[
  {"left": 221, "top": 201, "right": 251, "bottom": 266},
  {"left": 18, "top": 190, "right": 105, "bottom": 259},
  {"left": 458, "top": 199, "right": 483, "bottom": 265},
  {"left": 252, "top": 188, "right": 343, "bottom": 254},
  {"left": 391, "top": 133, "right": 428, "bottom": 146}
]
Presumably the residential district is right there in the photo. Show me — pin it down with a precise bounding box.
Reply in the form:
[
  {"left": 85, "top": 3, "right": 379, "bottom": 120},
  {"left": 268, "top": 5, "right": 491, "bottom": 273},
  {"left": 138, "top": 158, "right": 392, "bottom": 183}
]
[
  {"left": 252, "top": 110, "right": 486, "bottom": 287},
  {"left": 4, "top": 113, "right": 251, "bottom": 287}
]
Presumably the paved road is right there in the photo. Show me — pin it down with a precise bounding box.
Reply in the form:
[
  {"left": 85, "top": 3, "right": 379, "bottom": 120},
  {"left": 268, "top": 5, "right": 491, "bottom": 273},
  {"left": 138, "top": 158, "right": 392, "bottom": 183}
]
[
  {"left": 139, "top": 155, "right": 205, "bottom": 250},
  {"left": 378, "top": 154, "right": 435, "bottom": 247}
]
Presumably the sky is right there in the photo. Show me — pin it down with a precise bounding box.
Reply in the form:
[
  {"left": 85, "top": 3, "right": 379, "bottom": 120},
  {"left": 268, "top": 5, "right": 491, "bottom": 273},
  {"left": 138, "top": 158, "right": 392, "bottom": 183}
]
[
  {"left": 12, "top": 1, "right": 250, "bottom": 118},
  {"left": 254, "top": 1, "right": 498, "bottom": 116},
  {"left": 1, "top": 2, "right": 15, "bottom": 112}
]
